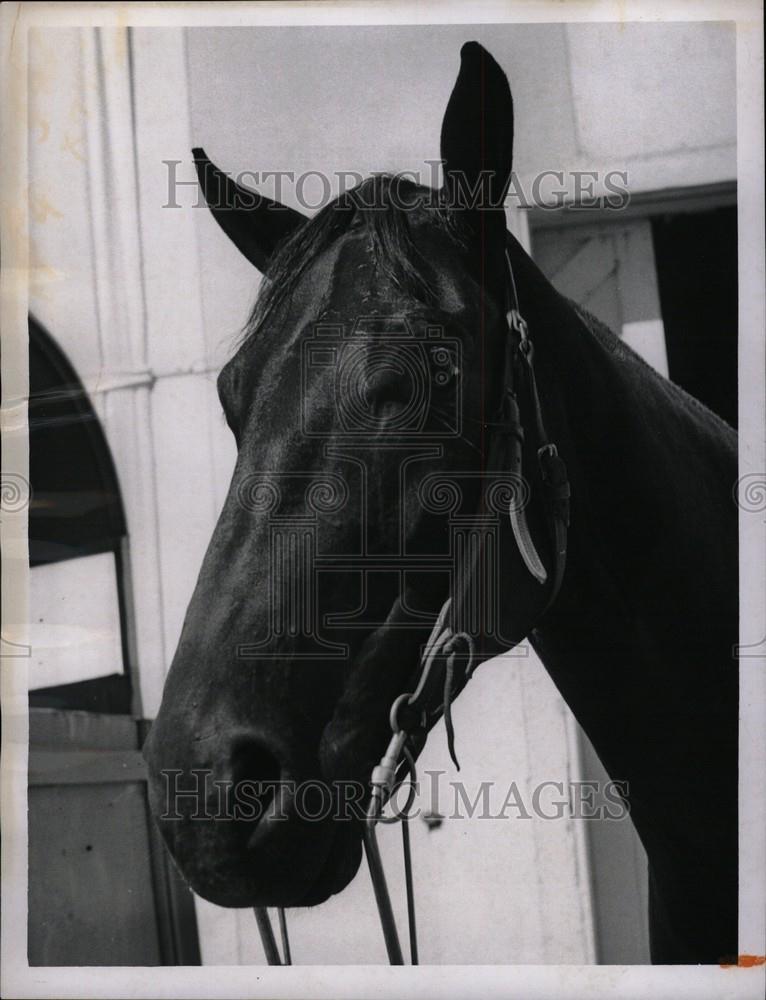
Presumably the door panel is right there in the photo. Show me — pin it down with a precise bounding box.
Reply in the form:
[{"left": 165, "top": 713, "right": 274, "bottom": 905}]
[{"left": 28, "top": 709, "right": 200, "bottom": 966}]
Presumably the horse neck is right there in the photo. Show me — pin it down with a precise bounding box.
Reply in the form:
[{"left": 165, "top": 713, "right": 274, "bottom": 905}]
[{"left": 509, "top": 238, "right": 738, "bottom": 669}]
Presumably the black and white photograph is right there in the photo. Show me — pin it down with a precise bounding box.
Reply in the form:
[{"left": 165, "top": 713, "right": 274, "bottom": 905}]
[{"left": 1, "top": 2, "right": 764, "bottom": 998}]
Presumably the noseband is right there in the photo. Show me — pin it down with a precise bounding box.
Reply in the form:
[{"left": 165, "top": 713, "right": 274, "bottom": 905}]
[{"left": 254, "top": 248, "right": 571, "bottom": 965}]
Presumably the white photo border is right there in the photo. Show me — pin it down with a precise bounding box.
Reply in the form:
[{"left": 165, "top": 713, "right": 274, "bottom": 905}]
[{"left": 1, "top": 2, "right": 763, "bottom": 998}]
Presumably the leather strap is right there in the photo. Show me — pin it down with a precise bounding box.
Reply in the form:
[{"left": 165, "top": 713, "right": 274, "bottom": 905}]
[
  {"left": 363, "top": 246, "right": 572, "bottom": 967},
  {"left": 411, "top": 252, "right": 571, "bottom": 751}
]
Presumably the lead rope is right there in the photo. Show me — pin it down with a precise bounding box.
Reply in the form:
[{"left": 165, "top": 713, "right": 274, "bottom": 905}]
[
  {"left": 363, "top": 608, "right": 475, "bottom": 963},
  {"left": 401, "top": 816, "right": 418, "bottom": 964},
  {"left": 253, "top": 906, "right": 291, "bottom": 965},
  {"left": 363, "top": 730, "right": 419, "bottom": 963},
  {"left": 278, "top": 907, "right": 292, "bottom": 964}
]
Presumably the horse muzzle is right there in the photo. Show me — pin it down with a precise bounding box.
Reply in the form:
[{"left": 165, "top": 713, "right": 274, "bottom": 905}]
[{"left": 143, "top": 723, "right": 363, "bottom": 907}]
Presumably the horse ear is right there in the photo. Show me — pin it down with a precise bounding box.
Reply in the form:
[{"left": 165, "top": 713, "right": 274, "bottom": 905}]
[
  {"left": 440, "top": 42, "right": 513, "bottom": 216},
  {"left": 192, "top": 148, "right": 307, "bottom": 273}
]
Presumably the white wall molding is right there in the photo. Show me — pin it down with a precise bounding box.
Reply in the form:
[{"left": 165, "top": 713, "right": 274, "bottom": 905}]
[
  {"left": 81, "top": 28, "right": 147, "bottom": 375},
  {"left": 79, "top": 26, "right": 167, "bottom": 717}
]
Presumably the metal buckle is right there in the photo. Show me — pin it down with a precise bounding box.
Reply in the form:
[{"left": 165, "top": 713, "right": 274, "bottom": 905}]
[{"left": 507, "top": 308, "right": 529, "bottom": 340}]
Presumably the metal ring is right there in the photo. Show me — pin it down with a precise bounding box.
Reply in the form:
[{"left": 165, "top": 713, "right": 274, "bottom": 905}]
[
  {"left": 448, "top": 630, "right": 477, "bottom": 680},
  {"left": 390, "top": 692, "right": 415, "bottom": 734},
  {"left": 445, "top": 630, "right": 474, "bottom": 660}
]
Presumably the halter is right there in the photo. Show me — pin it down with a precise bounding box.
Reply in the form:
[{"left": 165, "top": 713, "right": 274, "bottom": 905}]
[{"left": 254, "top": 247, "right": 571, "bottom": 965}]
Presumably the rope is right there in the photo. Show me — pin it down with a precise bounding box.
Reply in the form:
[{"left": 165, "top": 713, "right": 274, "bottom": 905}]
[
  {"left": 253, "top": 906, "right": 292, "bottom": 965},
  {"left": 362, "top": 818, "right": 405, "bottom": 964},
  {"left": 253, "top": 907, "right": 282, "bottom": 965},
  {"left": 401, "top": 817, "right": 418, "bottom": 964},
  {"left": 278, "top": 907, "right": 292, "bottom": 965}
]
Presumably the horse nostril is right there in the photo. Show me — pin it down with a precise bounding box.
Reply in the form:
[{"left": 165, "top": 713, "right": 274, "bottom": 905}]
[
  {"left": 231, "top": 739, "right": 281, "bottom": 783},
  {"left": 229, "top": 739, "right": 283, "bottom": 825}
]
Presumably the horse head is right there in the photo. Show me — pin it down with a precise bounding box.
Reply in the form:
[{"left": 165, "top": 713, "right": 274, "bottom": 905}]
[{"left": 143, "top": 42, "right": 550, "bottom": 908}]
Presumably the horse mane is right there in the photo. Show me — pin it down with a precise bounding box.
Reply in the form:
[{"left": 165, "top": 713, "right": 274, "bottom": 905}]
[
  {"left": 570, "top": 298, "right": 737, "bottom": 440},
  {"left": 242, "top": 174, "right": 465, "bottom": 344}
]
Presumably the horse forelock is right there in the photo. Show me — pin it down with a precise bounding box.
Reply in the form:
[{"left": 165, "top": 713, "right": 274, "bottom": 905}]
[{"left": 241, "top": 174, "right": 467, "bottom": 347}]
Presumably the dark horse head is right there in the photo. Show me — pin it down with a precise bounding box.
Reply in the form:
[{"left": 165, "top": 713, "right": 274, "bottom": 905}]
[{"left": 145, "top": 42, "right": 738, "bottom": 964}]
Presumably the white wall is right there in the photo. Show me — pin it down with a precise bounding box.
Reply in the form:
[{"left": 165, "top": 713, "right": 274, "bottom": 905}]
[
  {"left": 185, "top": 21, "right": 735, "bottom": 218},
  {"left": 27, "top": 21, "right": 735, "bottom": 966}
]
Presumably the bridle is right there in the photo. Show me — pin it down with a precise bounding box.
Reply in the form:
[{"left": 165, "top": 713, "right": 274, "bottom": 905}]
[{"left": 254, "top": 246, "right": 571, "bottom": 965}]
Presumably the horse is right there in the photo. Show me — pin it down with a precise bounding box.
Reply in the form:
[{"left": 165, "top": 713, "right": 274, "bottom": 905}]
[{"left": 143, "top": 41, "right": 738, "bottom": 965}]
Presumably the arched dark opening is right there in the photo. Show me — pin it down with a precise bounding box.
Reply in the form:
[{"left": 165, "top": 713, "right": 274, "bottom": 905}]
[{"left": 28, "top": 315, "right": 134, "bottom": 714}]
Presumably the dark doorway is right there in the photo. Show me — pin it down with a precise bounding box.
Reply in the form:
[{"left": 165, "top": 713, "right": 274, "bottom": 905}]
[
  {"left": 28, "top": 315, "right": 133, "bottom": 714},
  {"left": 651, "top": 205, "right": 738, "bottom": 428}
]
